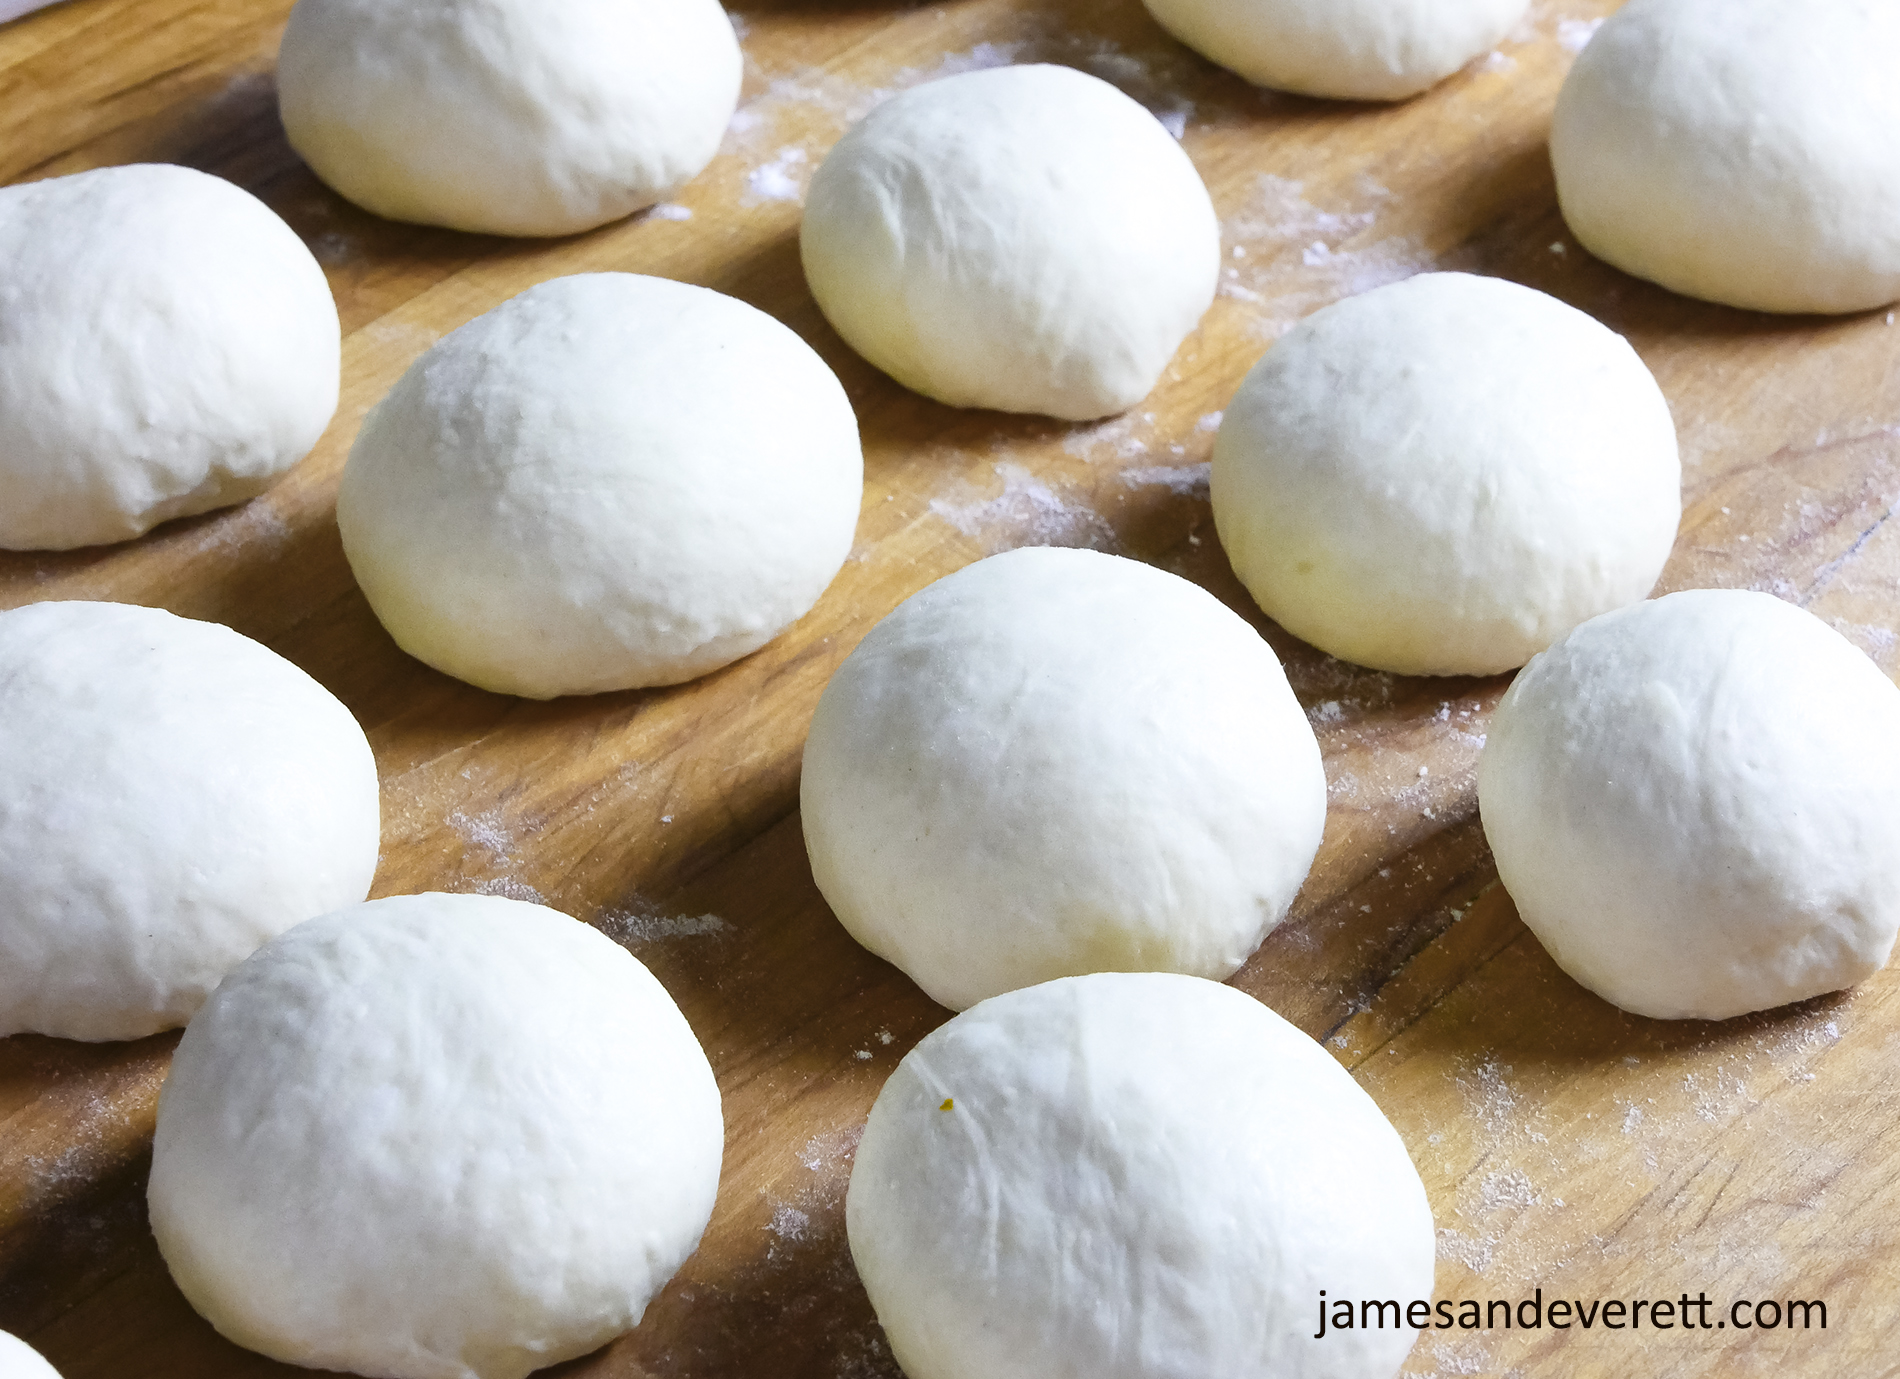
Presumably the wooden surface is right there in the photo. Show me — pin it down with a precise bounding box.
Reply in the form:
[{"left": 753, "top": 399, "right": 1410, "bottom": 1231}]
[{"left": 4, "top": 1, "right": 1900, "bottom": 1376}]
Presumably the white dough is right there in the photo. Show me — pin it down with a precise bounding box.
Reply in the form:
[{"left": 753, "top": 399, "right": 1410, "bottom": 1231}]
[
  {"left": 0, "top": 601, "right": 380, "bottom": 1042},
  {"left": 0, "top": 1333, "right": 61, "bottom": 1379},
  {"left": 1480, "top": 590, "right": 1900, "bottom": 1021},
  {"left": 1140, "top": 0, "right": 1528, "bottom": 100},
  {"left": 278, "top": 0, "right": 741, "bottom": 236},
  {"left": 801, "top": 547, "right": 1326, "bottom": 1011},
  {"left": 0, "top": 165, "right": 339, "bottom": 550},
  {"left": 149, "top": 892, "right": 724, "bottom": 1379},
  {"left": 338, "top": 273, "right": 863, "bottom": 698},
  {"left": 1551, "top": 0, "right": 1900, "bottom": 315},
  {"left": 800, "top": 64, "right": 1219, "bottom": 421},
  {"left": 1212, "top": 272, "right": 1680, "bottom": 677},
  {"left": 0, "top": 2, "right": 60, "bottom": 24},
  {"left": 848, "top": 972, "right": 1436, "bottom": 1379}
]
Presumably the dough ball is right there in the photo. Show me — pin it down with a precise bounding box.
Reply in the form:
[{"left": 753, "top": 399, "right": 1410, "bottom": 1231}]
[
  {"left": 338, "top": 272, "right": 863, "bottom": 698},
  {"left": 1140, "top": 0, "right": 1528, "bottom": 100},
  {"left": 1211, "top": 272, "right": 1680, "bottom": 677},
  {"left": 801, "top": 64, "right": 1219, "bottom": 421},
  {"left": 0, "top": 164, "right": 340, "bottom": 551},
  {"left": 1479, "top": 590, "right": 1900, "bottom": 1021},
  {"left": 148, "top": 892, "right": 724, "bottom": 1379},
  {"left": 849, "top": 972, "right": 1435, "bottom": 1379},
  {"left": 0, "top": 1333, "right": 60, "bottom": 1379},
  {"left": 801, "top": 547, "right": 1325, "bottom": 1011},
  {"left": 1551, "top": 0, "right": 1900, "bottom": 314},
  {"left": 278, "top": 0, "right": 741, "bottom": 236},
  {"left": 0, "top": 601, "right": 380, "bottom": 1042}
]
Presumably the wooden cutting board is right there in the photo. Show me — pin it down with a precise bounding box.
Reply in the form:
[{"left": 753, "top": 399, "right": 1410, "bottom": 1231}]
[{"left": 4, "top": 1, "right": 1898, "bottom": 1375}]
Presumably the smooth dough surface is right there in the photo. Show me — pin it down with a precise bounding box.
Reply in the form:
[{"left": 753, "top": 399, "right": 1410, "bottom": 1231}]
[
  {"left": 148, "top": 892, "right": 724, "bottom": 1379},
  {"left": 0, "top": 1333, "right": 61, "bottom": 1379},
  {"left": 801, "top": 64, "right": 1219, "bottom": 421},
  {"left": 801, "top": 547, "right": 1325, "bottom": 1011},
  {"left": 1212, "top": 272, "right": 1680, "bottom": 677},
  {"left": 1550, "top": 0, "right": 1900, "bottom": 315},
  {"left": 848, "top": 972, "right": 1436, "bottom": 1379},
  {"left": 278, "top": 0, "right": 741, "bottom": 236},
  {"left": 0, "top": 601, "right": 380, "bottom": 1042},
  {"left": 0, "top": 164, "right": 339, "bottom": 550},
  {"left": 338, "top": 272, "right": 862, "bottom": 698},
  {"left": 1140, "top": 0, "right": 1527, "bottom": 100},
  {"left": 1479, "top": 590, "right": 1900, "bottom": 1021}
]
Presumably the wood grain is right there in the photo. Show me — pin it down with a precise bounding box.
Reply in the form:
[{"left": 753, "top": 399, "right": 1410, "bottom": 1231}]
[{"left": 3, "top": 0, "right": 1899, "bottom": 1375}]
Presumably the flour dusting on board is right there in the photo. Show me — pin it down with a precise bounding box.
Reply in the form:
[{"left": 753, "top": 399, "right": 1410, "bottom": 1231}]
[
  {"left": 380, "top": 768, "right": 555, "bottom": 905},
  {"left": 800, "top": 1124, "right": 866, "bottom": 1180},
  {"left": 767, "top": 1201, "right": 812, "bottom": 1244},
  {"left": 378, "top": 749, "right": 706, "bottom": 919},
  {"left": 743, "top": 146, "right": 808, "bottom": 203},
  {"left": 1406, "top": 1337, "right": 1498, "bottom": 1379},
  {"left": 1218, "top": 173, "right": 1435, "bottom": 336},
  {"left": 448, "top": 805, "right": 515, "bottom": 864},
  {"left": 715, "top": 1116, "right": 891, "bottom": 1371},
  {"left": 1063, "top": 411, "right": 1159, "bottom": 463},
  {"left": 595, "top": 896, "right": 732, "bottom": 947},
  {"left": 928, "top": 462, "right": 1114, "bottom": 553},
  {"left": 1831, "top": 623, "right": 1892, "bottom": 664},
  {"left": 475, "top": 877, "right": 547, "bottom": 904},
  {"left": 17, "top": 1083, "right": 157, "bottom": 1206},
  {"left": 176, "top": 495, "right": 295, "bottom": 560},
  {"left": 1291, "top": 658, "right": 1492, "bottom": 821},
  {"left": 1400, "top": 994, "right": 1861, "bottom": 1315},
  {"left": 1122, "top": 462, "right": 1210, "bottom": 498}
]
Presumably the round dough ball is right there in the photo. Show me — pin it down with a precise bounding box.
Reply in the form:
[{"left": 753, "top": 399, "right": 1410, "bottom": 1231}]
[
  {"left": 0, "top": 601, "right": 380, "bottom": 1042},
  {"left": 278, "top": 0, "right": 741, "bottom": 236},
  {"left": 149, "top": 892, "right": 724, "bottom": 1379},
  {"left": 1480, "top": 590, "right": 1900, "bottom": 1021},
  {"left": 0, "top": 1333, "right": 61, "bottom": 1379},
  {"left": 801, "top": 64, "right": 1219, "bottom": 421},
  {"left": 1551, "top": 0, "right": 1900, "bottom": 314},
  {"left": 801, "top": 547, "right": 1326, "bottom": 1011},
  {"left": 0, "top": 164, "right": 340, "bottom": 551},
  {"left": 1211, "top": 272, "right": 1680, "bottom": 677},
  {"left": 848, "top": 972, "right": 1435, "bottom": 1379},
  {"left": 338, "top": 272, "right": 863, "bottom": 698},
  {"left": 1140, "top": 0, "right": 1528, "bottom": 101}
]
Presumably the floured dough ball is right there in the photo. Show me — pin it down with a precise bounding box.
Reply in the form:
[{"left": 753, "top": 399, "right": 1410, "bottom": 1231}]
[
  {"left": 149, "top": 892, "right": 724, "bottom": 1379},
  {"left": 278, "top": 0, "right": 741, "bottom": 236},
  {"left": 801, "top": 64, "right": 1219, "bottom": 421},
  {"left": 0, "top": 601, "right": 380, "bottom": 1042},
  {"left": 1140, "top": 0, "right": 1528, "bottom": 100},
  {"left": 849, "top": 972, "right": 1436, "bottom": 1379},
  {"left": 1551, "top": 0, "right": 1900, "bottom": 314},
  {"left": 801, "top": 547, "right": 1325, "bottom": 1011},
  {"left": 338, "top": 272, "right": 862, "bottom": 698},
  {"left": 1212, "top": 272, "right": 1679, "bottom": 677},
  {"left": 0, "top": 164, "right": 339, "bottom": 551},
  {"left": 0, "top": 1333, "right": 61, "bottom": 1379},
  {"left": 1480, "top": 590, "right": 1900, "bottom": 1021}
]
